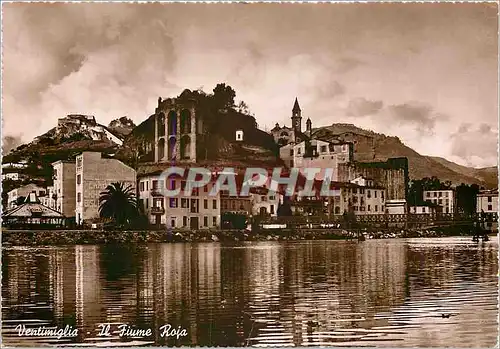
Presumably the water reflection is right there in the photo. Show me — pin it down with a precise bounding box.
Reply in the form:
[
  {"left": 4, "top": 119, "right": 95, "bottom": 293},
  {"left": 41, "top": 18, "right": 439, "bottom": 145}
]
[{"left": 2, "top": 237, "right": 498, "bottom": 347}]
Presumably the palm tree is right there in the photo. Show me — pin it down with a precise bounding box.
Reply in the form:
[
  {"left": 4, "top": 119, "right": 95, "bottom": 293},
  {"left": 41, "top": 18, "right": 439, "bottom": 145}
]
[{"left": 99, "top": 182, "right": 138, "bottom": 227}]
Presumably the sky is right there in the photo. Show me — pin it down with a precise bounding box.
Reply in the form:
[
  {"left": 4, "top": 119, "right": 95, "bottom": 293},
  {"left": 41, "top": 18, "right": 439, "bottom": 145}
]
[{"left": 2, "top": 2, "right": 498, "bottom": 168}]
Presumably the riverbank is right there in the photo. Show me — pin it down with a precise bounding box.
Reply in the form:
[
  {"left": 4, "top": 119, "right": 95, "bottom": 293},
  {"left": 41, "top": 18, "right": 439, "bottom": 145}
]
[{"left": 2, "top": 226, "right": 489, "bottom": 246}]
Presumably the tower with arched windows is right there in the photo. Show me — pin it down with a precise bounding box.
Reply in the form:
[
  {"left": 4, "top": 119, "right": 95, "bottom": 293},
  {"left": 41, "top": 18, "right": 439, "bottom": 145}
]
[{"left": 154, "top": 91, "right": 198, "bottom": 163}]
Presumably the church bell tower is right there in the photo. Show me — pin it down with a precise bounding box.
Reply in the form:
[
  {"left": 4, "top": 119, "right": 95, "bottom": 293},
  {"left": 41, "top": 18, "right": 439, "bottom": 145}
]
[{"left": 291, "top": 97, "right": 302, "bottom": 133}]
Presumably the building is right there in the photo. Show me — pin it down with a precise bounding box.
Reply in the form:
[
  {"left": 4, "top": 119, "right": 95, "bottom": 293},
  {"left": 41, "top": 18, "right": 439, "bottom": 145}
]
[
  {"left": 75, "top": 152, "right": 136, "bottom": 225},
  {"left": 52, "top": 160, "right": 76, "bottom": 218},
  {"left": 7, "top": 184, "right": 47, "bottom": 210},
  {"left": 337, "top": 157, "right": 409, "bottom": 205},
  {"left": 250, "top": 187, "right": 280, "bottom": 217},
  {"left": 220, "top": 190, "right": 252, "bottom": 216},
  {"left": 423, "top": 189, "right": 455, "bottom": 214},
  {"left": 271, "top": 98, "right": 310, "bottom": 146},
  {"left": 2, "top": 173, "right": 22, "bottom": 181},
  {"left": 56, "top": 114, "right": 124, "bottom": 145},
  {"left": 279, "top": 138, "right": 353, "bottom": 178},
  {"left": 477, "top": 189, "right": 498, "bottom": 232},
  {"left": 137, "top": 174, "right": 221, "bottom": 229},
  {"left": 39, "top": 186, "right": 57, "bottom": 210},
  {"left": 409, "top": 202, "right": 440, "bottom": 215},
  {"left": 2, "top": 192, "right": 65, "bottom": 229}
]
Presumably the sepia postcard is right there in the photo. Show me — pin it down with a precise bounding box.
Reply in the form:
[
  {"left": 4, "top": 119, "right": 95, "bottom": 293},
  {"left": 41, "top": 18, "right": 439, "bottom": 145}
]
[{"left": 1, "top": 1, "right": 498, "bottom": 348}]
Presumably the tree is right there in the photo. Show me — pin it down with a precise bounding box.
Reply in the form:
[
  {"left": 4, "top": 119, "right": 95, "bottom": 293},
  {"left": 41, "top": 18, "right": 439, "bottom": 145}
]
[
  {"left": 236, "top": 101, "right": 251, "bottom": 115},
  {"left": 455, "top": 183, "right": 480, "bottom": 215},
  {"left": 213, "top": 83, "right": 236, "bottom": 110},
  {"left": 99, "top": 182, "right": 139, "bottom": 227}
]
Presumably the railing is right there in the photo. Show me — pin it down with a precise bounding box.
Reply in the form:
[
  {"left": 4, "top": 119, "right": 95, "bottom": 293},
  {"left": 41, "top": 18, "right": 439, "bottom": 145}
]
[
  {"left": 259, "top": 213, "right": 481, "bottom": 226},
  {"left": 150, "top": 206, "right": 165, "bottom": 214}
]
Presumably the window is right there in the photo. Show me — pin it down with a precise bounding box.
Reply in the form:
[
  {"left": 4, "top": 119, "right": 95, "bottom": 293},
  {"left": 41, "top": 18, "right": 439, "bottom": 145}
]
[
  {"left": 153, "top": 198, "right": 163, "bottom": 207},
  {"left": 77, "top": 192, "right": 81, "bottom": 203},
  {"left": 320, "top": 145, "right": 327, "bottom": 153},
  {"left": 367, "top": 205, "right": 371, "bottom": 211},
  {"left": 146, "top": 181, "right": 149, "bottom": 191},
  {"left": 181, "top": 181, "right": 186, "bottom": 190},
  {"left": 445, "top": 192, "right": 449, "bottom": 197},
  {"left": 213, "top": 200, "right": 217, "bottom": 209},
  {"left": 426, "top": 192, "right": 430, "bottom": 197},
  {"left": 146, "top": 198, "right": 149, "bottom": 209},
  {"left": 152, "top": 180, "right": 158, "bottom": 189},
  {"left": 269, "top": 196, "right": 275, "bottom": 200},
  {"left": 353, "top": 188, "right": 357, "bottom": 194},
  {"left": 290, "top": 149, "right": 294, "bottom": 156},
  {"left": 354, "top": 206, "right": 358, "bottom": 211},
  {"left": 488, "top": 196, "right": 492, "bottom": 202},
  {"left": 439, "top": 192, "right": 442, "bottom": 197},
  {"left": 434, "top": 192, "right": 437, "bottom": 197},
  {"left": 262, "top": 196, "right": 267, "bottom": 202},
  {"left": 77, "top": 175, "right": 81, "bottom": 185},
  {"left": 438, "top": 199, "right": 442, "bottom": 205},
  {"left": 488, "top": 205, "right": 492, "bottom": 211},
  {"left": 297, "top": 148, "right": 301, "bottom": 155},
  {"left": 222, "top": 201, "right": 228, "bottom": 210},
  {"left": 171, "top": 218, "right": 176, "bottom": 228},
  {"left": 140, "top": 182, "right": 145, "bottom": 192},
  {"left": 367, "top": 190, "right": 371, "bottom": 198},
  {"left": 168, "top": 179, "right": 176, "bottom": 190},
  {"left": 204, "top": 216, "right": 208, "bottom": 227},
  {"left": 204, "top": 199, "right": 208, "bottom": 209},
  {"left": 381, "top": 191, "right": 384, "bottom": 200},
  {"left": 212, "top": 216, "right": 217, "bottom": 226},
  {"left": 422, "top": 207, "right": 426, "bottom": 213},
  {"left": 375, "top": 205, "right": 378, "bottom": 212},
  {"left": 181, "top": 198, "right": 189, "bottom": 208},
  {"left": 169, "top": 198, "right": 178, "bottom": 208},
  {"left": 270, "top": 205, "right": 275, "bottom": 214},
  {"left": 183, "top": 216, "right": 188, "bottom": 227},
  {"left": 374, "top": 191, "right": 377, "bottom": 198}
]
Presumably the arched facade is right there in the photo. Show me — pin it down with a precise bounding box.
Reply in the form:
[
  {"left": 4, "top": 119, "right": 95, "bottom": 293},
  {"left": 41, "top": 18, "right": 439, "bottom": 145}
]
[{"left": 154, "top": 97, "right": 197, "bottom": 163}]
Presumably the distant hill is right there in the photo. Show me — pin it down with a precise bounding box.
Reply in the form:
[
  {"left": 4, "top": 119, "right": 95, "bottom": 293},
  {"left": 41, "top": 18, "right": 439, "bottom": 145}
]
[
  {"left": 312, "top": 123, "right": 498, "bottom": 189},
  {"left": 2, "top": 115, "right": 134, "bottom": 185}
]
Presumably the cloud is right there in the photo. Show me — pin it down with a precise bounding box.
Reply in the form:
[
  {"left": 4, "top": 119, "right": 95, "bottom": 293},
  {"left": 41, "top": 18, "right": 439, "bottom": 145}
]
[
  {"left": 450, "top": 123, "right": 498, "bottom": 167},
  {"left": 1, "top": 3, "right": 497, "bottom": 168},
  {"left": 346, "top": 97, "right": 384, "bottom": 117},
  {"left": 2, "top": 135, "right": 23, "bottom": 155},
  {"left": 383, "top": 102, "right": 448, "bottom": 134}
]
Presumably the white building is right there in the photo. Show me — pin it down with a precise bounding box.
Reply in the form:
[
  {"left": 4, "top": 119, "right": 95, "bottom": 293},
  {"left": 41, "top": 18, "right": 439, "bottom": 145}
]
[
  {"left": 409, "top": 204, "right": 438, "bottom": 215},
  {"left": 52, "top": 160, "right": 76, "bottom": 218},
  {"left": 7, "top": 184, "right": 47, "bottom": 209},
  {"left": 40, "top": 186, "right": 57, "bottom": 210},
  {"left": 137, "top": 174, "right": 221, "bottom": 229},
  {"left": 477, "top": 189, "right": 498, "bottom": 232},
  {"left": 75, "top": 152, "right": 136, "bottom": 225},
  {"left": 423, "top": 189, "right": 455, "bottom": 214}
]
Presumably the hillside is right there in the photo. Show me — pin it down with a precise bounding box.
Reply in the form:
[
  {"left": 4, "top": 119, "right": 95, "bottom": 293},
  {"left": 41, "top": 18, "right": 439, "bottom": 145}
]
[
  {"left": 312, "top": 123, "right": 498, "bottom": 189},
  {"left": 2, "top": 115, "right": 133, "bottom": 185}
]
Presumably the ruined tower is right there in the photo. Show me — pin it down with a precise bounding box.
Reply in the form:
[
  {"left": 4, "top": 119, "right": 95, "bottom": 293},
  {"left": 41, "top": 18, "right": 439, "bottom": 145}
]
[{"left": 154, "top": 91, "right": 198, "bottom": 163}]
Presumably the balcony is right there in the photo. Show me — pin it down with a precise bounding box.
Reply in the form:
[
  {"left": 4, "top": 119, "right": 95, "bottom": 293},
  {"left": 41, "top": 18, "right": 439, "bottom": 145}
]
[
  {"left": 150, "top": 206, "right": 165, "bottom": 215},
  {"left": 151, "top": 188, "right": 163, "bottom": 197}
]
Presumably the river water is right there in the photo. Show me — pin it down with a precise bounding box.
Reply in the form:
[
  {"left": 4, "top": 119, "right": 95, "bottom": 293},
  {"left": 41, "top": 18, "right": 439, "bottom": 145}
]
[{"left": 2, "top": 237, "right": 498, "bottom": 347}]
